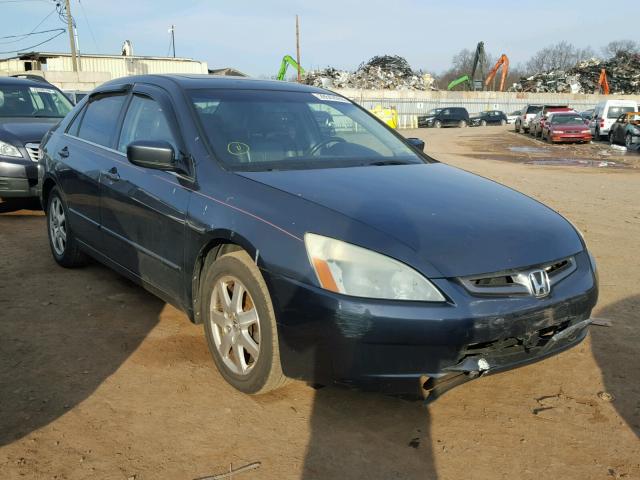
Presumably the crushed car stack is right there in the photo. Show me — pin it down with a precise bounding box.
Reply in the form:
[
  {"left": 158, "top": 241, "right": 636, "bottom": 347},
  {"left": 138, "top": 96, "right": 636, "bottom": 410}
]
[
  {"left": 304, "top": 55, "right": 435, "bottom": 90},
  {"left": 512, "top": 52, "right": 640, "bottom": 94}
]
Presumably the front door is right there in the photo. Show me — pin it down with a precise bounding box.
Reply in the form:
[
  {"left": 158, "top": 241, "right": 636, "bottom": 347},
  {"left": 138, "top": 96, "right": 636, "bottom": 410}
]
[{"left": 100, "top": 85, "right": 192, "bottom": 302}]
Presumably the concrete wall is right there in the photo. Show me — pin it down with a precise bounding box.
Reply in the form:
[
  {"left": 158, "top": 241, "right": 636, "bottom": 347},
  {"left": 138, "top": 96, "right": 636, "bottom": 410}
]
[{"left": 332, "top": 89, "right": 640, "bottom": 128}]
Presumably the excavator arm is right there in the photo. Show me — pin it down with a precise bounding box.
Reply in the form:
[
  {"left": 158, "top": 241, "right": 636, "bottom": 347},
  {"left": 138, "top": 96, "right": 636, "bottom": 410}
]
[
  {"left": 597, "top": 68, "right": 610, "bottom": 95},
  {"left": 447, "top": 75, "right": 471, "bottom": 91},
  {"left": 485, "top": 54, "right": 510, "bottom": 92},
  {"left": 470, "top": 42, "right": 487, "bottom": 88},
  {"left": 277, "top": 55, "right": 305, "bottom": 81}
]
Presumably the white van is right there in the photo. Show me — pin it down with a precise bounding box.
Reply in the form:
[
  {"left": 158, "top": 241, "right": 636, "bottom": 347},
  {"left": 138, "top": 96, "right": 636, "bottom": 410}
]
[{"left": 590, "top": 99, "right": 638, "bottom": 139}]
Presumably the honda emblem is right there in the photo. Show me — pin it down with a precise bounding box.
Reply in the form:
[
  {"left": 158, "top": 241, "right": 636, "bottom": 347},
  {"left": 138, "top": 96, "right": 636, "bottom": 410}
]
[{"left": 528, "top": 270, "right": 551, "bottom": 298}]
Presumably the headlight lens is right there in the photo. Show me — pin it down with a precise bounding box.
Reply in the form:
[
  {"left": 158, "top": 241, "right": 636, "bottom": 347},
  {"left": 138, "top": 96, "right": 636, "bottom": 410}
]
[
  {"left": 0, "top": 140, "right": 22, "bottom": 158},
  {"left": 304, "top": 233, "right": 445, "bottom": 302}
]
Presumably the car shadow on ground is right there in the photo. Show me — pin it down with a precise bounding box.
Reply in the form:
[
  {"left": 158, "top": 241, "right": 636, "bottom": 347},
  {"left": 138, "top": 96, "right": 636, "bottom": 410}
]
[
  {"left": 300, "top": 386, "right": 436, "bottom": 478},
  {"left": 0, "top": 198, "right": 42, "bottom": 214},
  {"left": 0, "top": 211, "right": 163, "bottom": 446},
  {"left": 590, "top": 294, "right": 640, "bottom": 437}
]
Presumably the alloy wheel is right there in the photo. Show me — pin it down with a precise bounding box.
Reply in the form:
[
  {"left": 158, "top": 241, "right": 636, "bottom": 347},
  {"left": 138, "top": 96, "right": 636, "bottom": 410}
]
[
  {"left": 209, "top": 276, "right": 261, "bottom": 376},
  {"left": 49, "top": 197, "right": 67, "bottom": 256}
]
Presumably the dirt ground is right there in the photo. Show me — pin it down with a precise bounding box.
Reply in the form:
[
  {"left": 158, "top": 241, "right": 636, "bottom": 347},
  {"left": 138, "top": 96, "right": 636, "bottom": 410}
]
[{"left": 1, "top": 126, "right": 639, "bottom": 480}]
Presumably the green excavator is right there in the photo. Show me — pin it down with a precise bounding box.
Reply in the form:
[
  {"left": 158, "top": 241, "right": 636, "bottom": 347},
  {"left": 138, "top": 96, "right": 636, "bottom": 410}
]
[
  {"left": 447, "top": 42, "right": 487, "bottom": 91},
  {"left": 276, "top": 55, "right": 305, "bottom": 81}
]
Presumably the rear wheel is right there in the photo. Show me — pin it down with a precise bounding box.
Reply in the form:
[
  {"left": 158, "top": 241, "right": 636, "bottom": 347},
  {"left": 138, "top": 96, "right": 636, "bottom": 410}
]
[
  {"left": 625, "top": 133, "right": 633, "bottom": 148},
  {"left": 480, "top": 120, "right": 487, "bottom": 127},
  {"left": 500, "top": 119, "right": 506, "bottom": 126},
  {"left": 46, "top": 187, "right": 88, "bottom": 268},
  {"left": 201, "top": 250, "right": 287, "bottom": 394},
  {"left": 459, "top": 120, "right": 467, "bottom": 128}
]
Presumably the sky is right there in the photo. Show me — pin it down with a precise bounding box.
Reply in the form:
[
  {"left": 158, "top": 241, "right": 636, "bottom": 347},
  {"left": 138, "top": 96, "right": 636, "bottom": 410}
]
[{"left": 0, "top": 0, "right": 626, "bottom": 77}]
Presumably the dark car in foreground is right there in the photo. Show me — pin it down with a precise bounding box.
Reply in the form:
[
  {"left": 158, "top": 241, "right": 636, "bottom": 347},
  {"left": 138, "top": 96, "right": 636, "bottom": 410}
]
[
  {"left": 40, "top": 75, "right": 597, "bottom": 399},
  {"left": 418, "top": 107, "right": 469, "bottom": 128},
  {"left": 470, "top": 110, "right": 508, "bottom": 127},
  {"left": 541, "top": 113, "right": 592, "bottom": 143},
  {"left": 0, "top": 76, "right": 72, "bottom": 199},
  {"left": 608, "top": 112, "right": 640, "bottom": 147}
]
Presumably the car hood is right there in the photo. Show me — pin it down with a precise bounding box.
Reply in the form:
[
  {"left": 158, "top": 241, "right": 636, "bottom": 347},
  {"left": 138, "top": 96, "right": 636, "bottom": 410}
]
[
  {"left": 0, "top": 118, "right": 60, "bottom": 145},
  {"left": 238, "top": 163, "right": 583, "bottom": 278}
]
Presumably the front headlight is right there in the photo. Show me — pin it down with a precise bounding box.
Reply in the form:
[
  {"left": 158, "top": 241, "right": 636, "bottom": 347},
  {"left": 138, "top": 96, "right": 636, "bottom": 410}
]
[
  {"left": 554, "top": 130, "right": 565, "bottom": 134},
  {"left": 304, "top": 233, "right": 445, "bottom": 302},
  {"left": 0, "top": 140, "right": 22, "bottom": 158}
]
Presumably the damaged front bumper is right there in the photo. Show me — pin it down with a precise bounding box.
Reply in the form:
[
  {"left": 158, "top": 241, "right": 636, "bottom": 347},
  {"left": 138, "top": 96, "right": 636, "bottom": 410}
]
[{"left": 265, "top": 251, "right": 598, "bottom": 400}]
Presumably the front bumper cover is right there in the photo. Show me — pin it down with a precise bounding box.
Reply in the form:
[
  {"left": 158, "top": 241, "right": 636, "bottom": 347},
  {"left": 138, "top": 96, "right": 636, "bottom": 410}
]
[
  {"left": 0, "top": 157, "right": 38, "bottom": 198},
  {"left": 263, "top": 250, "right": 597, "bottom": 399}
]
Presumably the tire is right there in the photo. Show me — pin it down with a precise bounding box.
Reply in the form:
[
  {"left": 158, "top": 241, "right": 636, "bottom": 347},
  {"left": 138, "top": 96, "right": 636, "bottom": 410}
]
[
  {"left": 459, "top": 120, "right": 467, "bottom": 128},
  {"left": 608, "top": 133, "right": 614, "bottom": 145},
  {"left": 594, "top": 128, "right": 601, "bottom": 141},
  {"left": 625, "top": 133, "right": 633, "bottom": 148},
  {"left": 46, "top": 187, "right": 88, "bottom": 268},
  {"left": 434, "top": 120, "right": 442, "bottom": 128},
  {"left": 515, "top": 122, "right": 521, "bottom": 133},
  {"left": 500, "top": 119, "right": 507, "bottom": 126},
  {"left": 480, "top": 120, "right": 487, "bottom": 127},
  {"left": 201, "top": 249, "right": 287, "bottom": 394}
]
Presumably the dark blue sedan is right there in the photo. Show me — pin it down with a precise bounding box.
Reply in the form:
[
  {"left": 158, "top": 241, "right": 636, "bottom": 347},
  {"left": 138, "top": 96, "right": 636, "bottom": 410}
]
[{"left": 39, "top": 75, "right": 598, "bottom": 399}]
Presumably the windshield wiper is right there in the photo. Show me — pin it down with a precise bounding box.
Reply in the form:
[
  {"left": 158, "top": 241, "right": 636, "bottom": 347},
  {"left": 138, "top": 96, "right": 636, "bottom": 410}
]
[{"left": 367, "top": 160, "right": 416, "bottom": 166}]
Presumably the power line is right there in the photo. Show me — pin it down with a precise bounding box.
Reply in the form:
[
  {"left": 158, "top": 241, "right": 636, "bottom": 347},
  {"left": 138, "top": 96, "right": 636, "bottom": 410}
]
[
  {"left": 0, "top": 29, "right": 65, "bottom": 54},
  {"left": 0, "top": 8, "right": 57, "bottom": 45},
  {"left": 77, "top": 0, "right": 99, "bottom": 53}
]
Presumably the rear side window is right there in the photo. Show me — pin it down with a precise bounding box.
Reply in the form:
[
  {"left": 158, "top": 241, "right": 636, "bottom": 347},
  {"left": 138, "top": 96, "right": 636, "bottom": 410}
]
[
  {"left": 77, "top": 94, "right": 127, "bottom": 147},
  {"left": 526, "top": 106, "right": 542, "bottom": 115},
  {"left": 117, "top": 94, "right": 178, "bottom": 153},
  {"left": 607, "top": 106, "right": 635, "bottom": 119}
]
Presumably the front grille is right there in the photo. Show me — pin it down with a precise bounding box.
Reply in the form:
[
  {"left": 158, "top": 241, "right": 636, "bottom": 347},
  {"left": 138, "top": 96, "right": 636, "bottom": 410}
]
[
  {"left": 24, "top": 143, "right": 41, "bottom": 162},
  {"left": 459, "top": 257, "right": 577, "bottom": 297}
]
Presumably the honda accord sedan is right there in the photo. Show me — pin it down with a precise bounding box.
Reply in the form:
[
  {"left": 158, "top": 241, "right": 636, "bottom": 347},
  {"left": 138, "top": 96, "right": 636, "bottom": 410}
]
[{"left": 39, "top": 75, "right": 598, "bottom": 399}]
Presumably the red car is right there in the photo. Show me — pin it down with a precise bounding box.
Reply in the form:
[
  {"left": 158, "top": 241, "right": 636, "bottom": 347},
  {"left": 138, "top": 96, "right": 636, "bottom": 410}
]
[
  {"left": 541, "top": 113, "right": 592, "bottom": 143},
  {"left": 531, "top": 106, "right": 576, "bottom": 137}
]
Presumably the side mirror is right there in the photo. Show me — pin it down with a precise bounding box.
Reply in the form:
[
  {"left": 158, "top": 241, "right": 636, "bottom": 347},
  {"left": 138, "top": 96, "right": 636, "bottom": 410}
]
[
  {"left": 127, "top": 140, "right": 176, "bottom": 171},
  {"left": 406, "top": 137, "right": 425, "bottom": 151}
]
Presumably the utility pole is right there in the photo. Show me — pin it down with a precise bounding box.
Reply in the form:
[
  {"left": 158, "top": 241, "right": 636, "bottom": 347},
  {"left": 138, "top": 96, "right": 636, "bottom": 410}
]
[
  {"left": 169, "top": 25, "right": 176, "bottom": 58},
  {"left": 295, "top": 15, "right": 301, "bottom": 83},
  {"left": 64, "top": 0, "right": 78, "bottom": 72}
]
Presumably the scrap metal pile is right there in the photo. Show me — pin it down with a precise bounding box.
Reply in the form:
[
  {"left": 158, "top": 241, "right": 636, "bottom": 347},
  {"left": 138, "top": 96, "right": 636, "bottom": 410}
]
[
  {"left": 512, "top": 52, "right": 640, "bottom": 94},
  {"left": 304, "top": 55, "right": 434, "bottom": 90}
]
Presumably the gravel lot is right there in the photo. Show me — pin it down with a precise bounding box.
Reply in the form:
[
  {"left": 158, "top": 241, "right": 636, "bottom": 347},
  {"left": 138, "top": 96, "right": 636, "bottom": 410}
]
[{"left": 1, "top": 126, "right": 638, "bottom": 480}]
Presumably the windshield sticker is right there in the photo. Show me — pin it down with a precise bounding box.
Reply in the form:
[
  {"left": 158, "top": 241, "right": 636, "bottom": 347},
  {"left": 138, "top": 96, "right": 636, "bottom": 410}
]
[
  {"left": 227, "top": 142, "right": 250, "bottom": 155},
  {"left": 30, "top": 87, "right": 53, "bottom": 94},
  {"left": 312, "top": 93, "right": 350, "bottom": 104}
]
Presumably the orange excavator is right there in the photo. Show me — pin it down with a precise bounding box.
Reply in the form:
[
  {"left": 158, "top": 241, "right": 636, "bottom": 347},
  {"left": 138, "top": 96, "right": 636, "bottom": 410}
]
[
  {"left": 485, "top": 54, "right": 509, "bottom": 92},
  {"left": 597, "top": 68, "right": 610, "bottom": 95}
]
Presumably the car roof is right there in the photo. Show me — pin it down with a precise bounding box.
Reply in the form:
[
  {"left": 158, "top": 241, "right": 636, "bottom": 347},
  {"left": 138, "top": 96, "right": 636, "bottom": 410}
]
[
  {"left": 0, "top": 76, "right": 57, "bottom": 88},
  {"left": 99, "top": 74, "right": 329, "bottom": 94}
]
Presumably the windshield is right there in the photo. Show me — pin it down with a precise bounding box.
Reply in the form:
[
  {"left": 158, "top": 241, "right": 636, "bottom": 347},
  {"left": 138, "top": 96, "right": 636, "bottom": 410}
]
[
  {"left": 0, "top": 84, "right": 72, "bottom": 118},
  {"left": 189, "top": 89, "right": 424, "bottom": 171},
  {"left": 607, "top": 106, "right": 635, "bottom": 119},
  {"left": 551, "top": 115, "right": 585, "bottom": 125},
  {"left": 526, "top": 106, "right": 542, "bottom": 115}
]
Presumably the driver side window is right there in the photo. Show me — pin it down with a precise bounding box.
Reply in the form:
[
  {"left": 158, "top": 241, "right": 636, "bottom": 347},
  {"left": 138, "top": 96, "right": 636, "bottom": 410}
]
[{"left": 117, "top": 94, "right": 178, "bottom": 154}]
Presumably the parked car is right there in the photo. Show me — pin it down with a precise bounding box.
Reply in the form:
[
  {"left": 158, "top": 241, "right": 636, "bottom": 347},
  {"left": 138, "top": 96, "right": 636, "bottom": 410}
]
[
  {"left": 470, "top": 110, "right": 508, "bottom": 127},
  {"left": 417, "top": 108, "right": 443, "bottom": 128},
  {"left": 608, "top": 112, "right": 640, "bottom": 147},
  {"left": 579, "top": 108, "right": 594, "bottom": 122},
  {"left": 514, "top": 104, "right": 542, "bottom": 133},
  {"left": 507, "top": 110, "right": 521, "bottom": 124},
  {"left": 530, "top": 106, "right": 576, "bottom": 138},
  {"left": 40, "top": 75, "right": 598, "bottom": 398},
  {"left": 541, "top": 112, "right": 592, "bottom": 143},
  {"left": 589, "top": 99, "right": 638, "bottom": 140},
  {"left": 0, "top": 76, "right": 72, "bottom": 200},
  {"left": 418, "top": 107, "right": 469, "bottom": 128}
]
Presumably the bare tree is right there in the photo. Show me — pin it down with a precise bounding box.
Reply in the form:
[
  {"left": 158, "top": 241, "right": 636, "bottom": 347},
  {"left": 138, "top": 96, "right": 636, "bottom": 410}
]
[
  {"left": 525, "top": 41, "right": 596, "bottom": 74},
  {"left": 602, "top": 39, "right": 639, "bottom": 57}
]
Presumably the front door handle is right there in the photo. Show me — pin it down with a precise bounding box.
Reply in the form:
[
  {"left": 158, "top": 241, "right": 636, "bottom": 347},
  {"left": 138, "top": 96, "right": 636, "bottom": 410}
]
[
  {"left": 103, "top": 167, "right": 120, "bottom": 182},
  {"left": 58, "top": 146, "right": 69, "bottom": 158}
]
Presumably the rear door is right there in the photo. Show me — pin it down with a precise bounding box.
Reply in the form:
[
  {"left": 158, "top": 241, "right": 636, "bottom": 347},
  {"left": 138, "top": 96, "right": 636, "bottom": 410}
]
[
  {"left": 100, "top": 83, "right": 192, "bottom": 301},
  {"left": 57, "top": 90, "right": 129, "bottom": 248}
]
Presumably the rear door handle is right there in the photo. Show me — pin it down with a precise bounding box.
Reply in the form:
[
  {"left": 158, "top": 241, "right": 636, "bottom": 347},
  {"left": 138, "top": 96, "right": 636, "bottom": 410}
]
[
  {"left": 58, "top": 146, "right": 69, "bottom": 158},
  {"left": 102, "top": 167, "right": 120, "bottom": 182}
]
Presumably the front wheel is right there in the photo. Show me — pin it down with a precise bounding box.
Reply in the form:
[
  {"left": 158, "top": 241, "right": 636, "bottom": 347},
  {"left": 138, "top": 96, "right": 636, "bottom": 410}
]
[
  {"left": 201, "top": 250, "right": 287, "bottom": 394},
  {"left": 625, "top": 133, "right": 633, "bottom": 148},
  {"left": 609, "top": 133, "right": 615, "bottom": 145},
  {"left": 46, "top": 187, "right": 88, "bottom": 268},
  {"left": 433, "top": 120, "right": 442, "bottom": 128}
]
